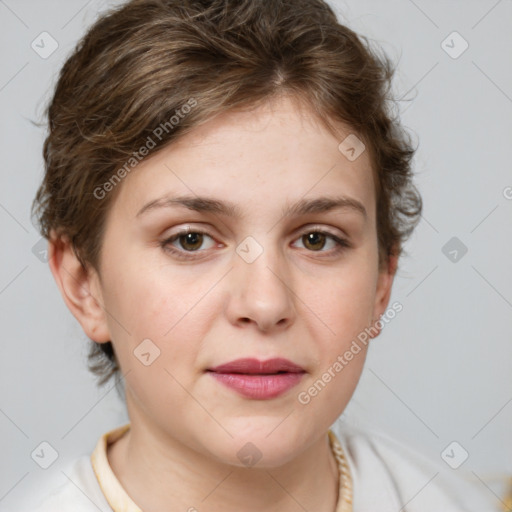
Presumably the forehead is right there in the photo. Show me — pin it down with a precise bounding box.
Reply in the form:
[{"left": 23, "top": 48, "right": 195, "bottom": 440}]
[{"left": 109, "top": 95, "right": 376, "bottom": 222}]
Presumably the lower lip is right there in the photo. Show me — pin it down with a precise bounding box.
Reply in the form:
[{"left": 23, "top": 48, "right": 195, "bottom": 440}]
[{"left": 208, "top": 372, "right": 305, "bottom": 400}]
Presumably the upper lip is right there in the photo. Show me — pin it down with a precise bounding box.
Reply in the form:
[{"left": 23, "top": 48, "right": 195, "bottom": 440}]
[{"left": 208, "top": 358, "right": 305, "bottom": 374}]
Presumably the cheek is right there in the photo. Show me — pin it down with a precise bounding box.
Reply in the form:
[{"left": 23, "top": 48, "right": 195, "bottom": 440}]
[
  {"left": 101, "top": 261, "right": 222, "bottom": 385},
  {"left": 297, "top": 255, "right": 376, "bottom": 416},
  {"left": 102, "top": 259, "right": 204, "bottom": 337},
  {"left": 304, "top": 262, "right": 378, "bottom": 344},
  {"left": 295, "top": 341, "right": 368, "bottom": 432}
]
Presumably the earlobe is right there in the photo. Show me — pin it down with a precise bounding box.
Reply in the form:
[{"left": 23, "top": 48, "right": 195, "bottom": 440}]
[{"left": 47, "top": 232, "right": 111, "bottom": 343}]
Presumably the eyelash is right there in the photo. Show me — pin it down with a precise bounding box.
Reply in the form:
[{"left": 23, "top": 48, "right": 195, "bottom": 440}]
[{"left": 160, "top": 227, "right": 351, "bottom": 261}]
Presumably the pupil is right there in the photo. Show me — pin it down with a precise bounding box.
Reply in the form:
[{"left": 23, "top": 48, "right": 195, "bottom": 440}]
[
  {"left": 305, "top": 232, "right": 325, "bottom": 250},
  {"left": 182, "top": 233, "right": 202, "bottom": 250}
]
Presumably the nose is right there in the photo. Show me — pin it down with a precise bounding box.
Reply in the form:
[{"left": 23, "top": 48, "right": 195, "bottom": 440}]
[{"left": 224, "top": 243, "right": 296, "bottom": 333}]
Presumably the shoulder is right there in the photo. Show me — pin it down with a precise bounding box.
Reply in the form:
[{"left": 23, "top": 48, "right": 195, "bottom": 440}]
[
  {"left": 333, "top": 424, "right": 498, "bottom": 512},
  {"left": 13, "top": 455, "right": 112, "bottom": 512}
]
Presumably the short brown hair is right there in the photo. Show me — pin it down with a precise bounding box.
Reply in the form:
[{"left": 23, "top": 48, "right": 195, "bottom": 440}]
[{"left": 31, "top": 0, "right": 422, "bottom": 387}]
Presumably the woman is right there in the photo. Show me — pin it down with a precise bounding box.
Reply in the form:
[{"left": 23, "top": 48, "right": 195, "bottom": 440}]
[{"left": 28, "top": 0, "right": 497, "bottom": 510}]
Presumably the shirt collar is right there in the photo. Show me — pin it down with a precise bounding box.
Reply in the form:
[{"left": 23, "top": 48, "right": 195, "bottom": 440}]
[{"left": 91, "top": 423, "right": 141, "bottom": 512}]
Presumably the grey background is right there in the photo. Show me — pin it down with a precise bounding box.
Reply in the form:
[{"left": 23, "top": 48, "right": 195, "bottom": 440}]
[{"left": 1, "top": 0, "right": 511, "bottom": 508}]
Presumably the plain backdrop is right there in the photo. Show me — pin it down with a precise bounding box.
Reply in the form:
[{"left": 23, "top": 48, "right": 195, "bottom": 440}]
[{"left": 1, "top": 0, "right": 511, "bottom": 508}]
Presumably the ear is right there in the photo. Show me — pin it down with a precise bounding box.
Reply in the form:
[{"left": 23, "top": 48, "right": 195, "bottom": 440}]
[
  {"left": 47, "top": 232, "right": 111, "bottom": 343},
  {"left": 370, "top": 251, "right": 398, "bottom": 339}
]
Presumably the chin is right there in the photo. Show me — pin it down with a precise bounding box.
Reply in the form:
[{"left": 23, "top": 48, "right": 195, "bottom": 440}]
[{"left": 204, "top": 423, "right": 308, "bottom": 469}]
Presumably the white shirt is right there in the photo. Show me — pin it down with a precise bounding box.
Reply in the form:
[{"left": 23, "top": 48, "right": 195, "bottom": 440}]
[{"left": 9, "top": 423, "right": 502, "bottom": 511}]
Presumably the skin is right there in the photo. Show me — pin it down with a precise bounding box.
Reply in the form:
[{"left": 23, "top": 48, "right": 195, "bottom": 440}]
[{"left": 49, "top": 93, "right": 396, "bottom": 512}]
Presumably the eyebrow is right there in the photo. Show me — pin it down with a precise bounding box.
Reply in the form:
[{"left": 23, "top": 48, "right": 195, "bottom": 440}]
[{"left": 136, "top": 194, "right": 367, "bottom": 220}]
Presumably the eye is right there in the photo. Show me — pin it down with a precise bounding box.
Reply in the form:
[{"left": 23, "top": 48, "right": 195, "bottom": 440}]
[
  {"left": 160, "top": 227, "right": 350, "bottom": 261},
  {"left": 292, "top": 230, "right": 350, "bottom": 255},
  {"left": 160, "top": 229, "right": 217, "bottom": 259}
]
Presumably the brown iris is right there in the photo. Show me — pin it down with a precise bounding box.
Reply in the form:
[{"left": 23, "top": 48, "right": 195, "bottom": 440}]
[
  {"left": 302, "top": 232, "right": 327, "bottom": 251},
  {"left": 178, "top": 232, "right": 204, "bottom": 251}
]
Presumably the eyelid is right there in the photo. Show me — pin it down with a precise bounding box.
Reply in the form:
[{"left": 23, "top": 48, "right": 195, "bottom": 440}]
[{"left": 294, "top": 223, "right": 347, "bottom": 239}]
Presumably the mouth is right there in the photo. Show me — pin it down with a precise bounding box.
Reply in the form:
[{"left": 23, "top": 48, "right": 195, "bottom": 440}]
[
  {"left": 208, "top": 357, "right": 305, "bottom": 374},
  {"left": 206, "top": 358, "right": 306, "bottom": 400}
]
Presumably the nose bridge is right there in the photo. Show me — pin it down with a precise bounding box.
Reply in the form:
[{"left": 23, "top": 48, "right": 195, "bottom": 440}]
[{"left": 227, "top": 235, "right": 295, "bottom": 331}]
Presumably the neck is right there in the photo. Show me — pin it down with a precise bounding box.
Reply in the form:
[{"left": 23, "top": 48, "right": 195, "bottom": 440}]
[{"left": 107, "top": 402, "right": 340, "bottom": 512}]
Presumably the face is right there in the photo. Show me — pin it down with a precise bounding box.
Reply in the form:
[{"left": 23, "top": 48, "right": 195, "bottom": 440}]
[{"left": 67, "top": 95, "right": 394, "bottom": 467}]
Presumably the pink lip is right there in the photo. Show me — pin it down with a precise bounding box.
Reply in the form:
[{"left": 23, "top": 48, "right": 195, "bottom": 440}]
[{"left": 207, "top": 358, "right": 305, "bottom": 400}]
